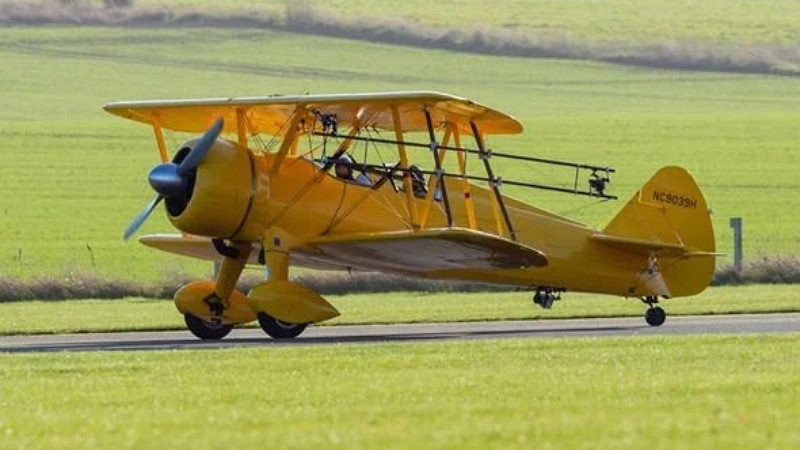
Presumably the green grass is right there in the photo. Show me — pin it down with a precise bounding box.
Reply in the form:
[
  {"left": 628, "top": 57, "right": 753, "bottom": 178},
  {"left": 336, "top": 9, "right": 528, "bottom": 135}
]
[
  {"left": 129, "top": 0, "right": 800, "bottom": 45},
  {"left": 0, "top": 26, "right": 798, "bottom": 281},
  {"left": 1, "top": 285, "right": 797, "bottom": 336},
  {"left": 13, "top": 0, "right": 799, "bottom": 46},
  {"left": 0, "top": 334, "right": 797, "bottom": 449}
]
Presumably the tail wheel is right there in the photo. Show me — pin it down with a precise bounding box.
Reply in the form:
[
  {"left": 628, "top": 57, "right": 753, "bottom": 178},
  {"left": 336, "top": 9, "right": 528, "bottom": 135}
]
[
  {"left": 257, "top": 312, "right": 307, "bottom": 339},
  {"left": 644, "top": 306, "right": 667, "bottom": 327},
  {"left": 184, "top": 313, "right": 233, "bottom": 340}
]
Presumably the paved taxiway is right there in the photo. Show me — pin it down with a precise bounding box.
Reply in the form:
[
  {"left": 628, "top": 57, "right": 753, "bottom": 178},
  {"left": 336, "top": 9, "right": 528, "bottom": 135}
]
[{"left": 1, "top": 313, "right": 797, "bottom": 353}]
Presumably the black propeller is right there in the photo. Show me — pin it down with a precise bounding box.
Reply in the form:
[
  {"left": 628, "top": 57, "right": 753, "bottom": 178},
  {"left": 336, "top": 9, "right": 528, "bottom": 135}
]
[{"left": 123, "top": 118, "right": 224, "bottom": 240}]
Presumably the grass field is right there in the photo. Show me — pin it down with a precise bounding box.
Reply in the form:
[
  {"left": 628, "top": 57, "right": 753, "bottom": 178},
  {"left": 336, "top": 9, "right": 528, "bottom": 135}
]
[
  {"left": 0, "top": 26, "right": 798, "bottom": 281},
  {"left": 108, "top": 0, "right": 800, "bottom": 45},
  {"left": 0, "top": 334, "right": 797, "bottom": 449},
  {"left": 1, "top": 284, "right": 797, "bottom": 335},
  {"left": 301, "top": 0, "right": 800, "bottom": 45}
]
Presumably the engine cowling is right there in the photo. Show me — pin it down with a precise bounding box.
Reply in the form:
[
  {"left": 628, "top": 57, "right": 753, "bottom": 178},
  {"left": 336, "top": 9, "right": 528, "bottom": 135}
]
[{"left": 168, "top": 139, "right": 253, "bottom": 239}]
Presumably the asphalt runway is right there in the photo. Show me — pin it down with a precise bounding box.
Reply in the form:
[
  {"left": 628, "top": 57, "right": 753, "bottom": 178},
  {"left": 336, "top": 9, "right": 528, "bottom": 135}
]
[{"left": 1, "top": 313, "right": 797, "bottom": 353}]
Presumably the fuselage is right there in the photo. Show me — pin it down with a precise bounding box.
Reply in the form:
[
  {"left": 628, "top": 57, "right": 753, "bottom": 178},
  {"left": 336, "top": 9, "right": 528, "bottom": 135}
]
[{"left": 172, "top": 142, "right": 652, "bottom": 297}]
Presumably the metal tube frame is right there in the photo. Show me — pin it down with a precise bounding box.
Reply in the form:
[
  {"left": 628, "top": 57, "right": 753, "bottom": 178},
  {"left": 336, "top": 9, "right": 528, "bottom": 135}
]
[
  {"left": 470, "top": 121, "right": 516, "bottom": 241},
  {"left": 423, "top": 109, "right": 453, "bottom": 227},
  {"left": 312, "top": 131, "right": 615, "bottom": 175}
]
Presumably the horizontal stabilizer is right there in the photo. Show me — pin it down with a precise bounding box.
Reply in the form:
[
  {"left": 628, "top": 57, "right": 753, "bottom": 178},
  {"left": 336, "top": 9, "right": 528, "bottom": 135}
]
[
  {"left": 588, "top": 233, "right": 687, "bottom": 255},
  {"left": 589, "top": 233, "right": 723, "bottom": 258}
]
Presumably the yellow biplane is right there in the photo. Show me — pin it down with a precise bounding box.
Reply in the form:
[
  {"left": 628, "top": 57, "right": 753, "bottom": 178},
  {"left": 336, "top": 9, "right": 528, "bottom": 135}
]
[{"left": 104, "top": 91, "right": 716, "bottom": 340}]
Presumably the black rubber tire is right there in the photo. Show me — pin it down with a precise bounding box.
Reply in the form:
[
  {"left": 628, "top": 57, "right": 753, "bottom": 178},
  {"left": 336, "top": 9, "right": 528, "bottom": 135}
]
[
  {"left": 644, "top": 306, "right": 667, "bottom": 327},
  {"left": 257, "top": 312, "right": 307, "bottom": 339},
  {"left": 184, "top": 313, "right": 233, "bottom": 340}
]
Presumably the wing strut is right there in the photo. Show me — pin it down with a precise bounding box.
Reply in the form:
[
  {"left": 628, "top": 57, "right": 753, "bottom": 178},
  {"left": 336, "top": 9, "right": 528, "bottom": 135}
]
[
  {"left": 150, "top": 113, "right": 169, "bottom": 163},
  {"left": 391, "top": 106, "right": 420, "bottom": 227},
  {"left": 423, "top": 109, "right": 453, "bottom": 227},
  {"left": 471, "top": 120, "right": 517, "bottom": 241},
  {"left": 420, "top": 126, "right": 453, "bottom": 227},
  {"left": 269, "top": 107, "right": 305, "bottom": 174},
  {"left": 451, "top": 124, "right": 478, "bottom": 230},
  {"left": 236, "top": 108, "right": 249, "bottom": 147}
]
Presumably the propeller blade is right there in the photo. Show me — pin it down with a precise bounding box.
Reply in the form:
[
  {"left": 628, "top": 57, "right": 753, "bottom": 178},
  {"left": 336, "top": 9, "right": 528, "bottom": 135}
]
[
  {"left": 178, "top": 118, "right": 224, "bottom": 176},
  {"left": 124, "top": 195, "right": 163, "bottom": 240}
]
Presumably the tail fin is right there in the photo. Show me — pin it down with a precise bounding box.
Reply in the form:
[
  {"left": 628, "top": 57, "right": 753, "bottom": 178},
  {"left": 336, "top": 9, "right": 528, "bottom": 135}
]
[{"left": 592, "top": 166, "right": 716, "bottom": 297}]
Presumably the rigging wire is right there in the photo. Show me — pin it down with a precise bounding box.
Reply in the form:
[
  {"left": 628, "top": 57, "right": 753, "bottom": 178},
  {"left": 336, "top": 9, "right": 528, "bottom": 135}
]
[
  {"left": 243, "top": 113, "right": 269, "bottom": 152},
  {"left": 554, "top": 198, "right": 613, "bottom": 217}
]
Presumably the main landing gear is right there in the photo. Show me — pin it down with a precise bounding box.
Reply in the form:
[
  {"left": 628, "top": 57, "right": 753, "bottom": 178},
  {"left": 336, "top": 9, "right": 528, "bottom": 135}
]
[
  {"left": 184, "top": 313, "right": 233, "bottom": 340},
  {"left": 182, "top": 311, "right": 309, "bottom": 341},
  {"left": 257, "top": 312, "right": 307, "bottom": 339},
  {"left": 641, "top": 296, "right": 666, "bottom": 327},
  {"left": 182, "top": 308, "right": 308, "bottom": 340},
  {"left": 175, "top": 237, "right": 340, "bottom": 341}
]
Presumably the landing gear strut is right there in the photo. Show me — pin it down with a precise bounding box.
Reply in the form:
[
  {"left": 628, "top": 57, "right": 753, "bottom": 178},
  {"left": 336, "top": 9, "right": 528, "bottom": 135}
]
[
  {"left": 641, "top": 296, "right": 666, "bottom": 327},
  {"left": 533, "top": 287, "right": 563, "bottom": 309}
]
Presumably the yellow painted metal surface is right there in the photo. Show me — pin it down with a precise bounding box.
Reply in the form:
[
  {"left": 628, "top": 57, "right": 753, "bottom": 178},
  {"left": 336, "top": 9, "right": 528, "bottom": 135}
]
[
  {"left": 247, "top": 280, "right": 340, "bottom": 324},
  {"left": 169, "top": 139, "right": 252, "bottom": 238},
  {"left": 140, "top": 235, "right": 258, "bottom": 262},
  {"left": 174, "top": 281, "right": 257, "bottom": 325},
  {"left": 596, "top": 166, "right": 715, "bottom": 297},
  {"left": 103, "top": 91, "right": 523, "bottom": 137},
  {"left": 143, "top": 152, "right": 715, "bottom": 298},
  {"left": 213, "top": 242, "right": 252, "bottom": 300},
  {"left": 306, "top": 228, "right": 547, "bottom": 272}
]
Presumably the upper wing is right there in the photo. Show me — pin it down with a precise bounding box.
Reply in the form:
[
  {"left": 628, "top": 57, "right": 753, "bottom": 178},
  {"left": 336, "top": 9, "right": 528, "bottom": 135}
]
[{"left": 103, "top": 91, "right": 523, "bottom": 137}]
